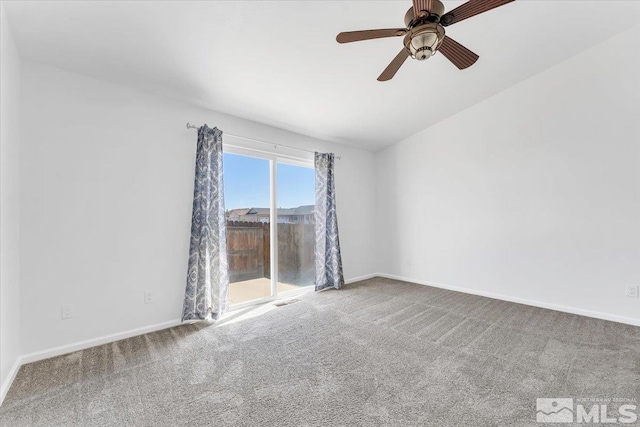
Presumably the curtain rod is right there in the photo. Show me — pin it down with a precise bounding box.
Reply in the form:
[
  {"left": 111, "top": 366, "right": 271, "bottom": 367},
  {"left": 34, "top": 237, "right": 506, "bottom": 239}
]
[{"left": 186, "top": 122, "right": 341, "bottom": 160}]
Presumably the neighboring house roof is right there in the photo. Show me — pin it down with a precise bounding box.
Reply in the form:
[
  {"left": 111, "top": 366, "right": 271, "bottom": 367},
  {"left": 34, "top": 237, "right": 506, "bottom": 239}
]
[
  {"left": 277, "top": 208, "right": 295, "bottom": 216},
  {"left": 292, "top": 205, "right": 314, "bottom": 215},
  {"left": 247, "top": 208, "right": 270, "bottom": 215},
  {"left": 277, "top": 206, "right": 314, "bottom": 216},
  {"left": 228, "top": 208, "right": 252, "bottom": 216},
  {"left": 227, "top": 205, "right": 315, "bottom": 217}
]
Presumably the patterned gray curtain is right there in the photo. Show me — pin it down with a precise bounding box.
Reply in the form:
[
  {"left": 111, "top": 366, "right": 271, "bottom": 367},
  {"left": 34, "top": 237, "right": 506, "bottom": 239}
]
[
  {"left": 314, "top": 152, "right": 345, "bottom": 291},
  {"left": 182, "top": 125, "right": 229, "bottom": 321}
]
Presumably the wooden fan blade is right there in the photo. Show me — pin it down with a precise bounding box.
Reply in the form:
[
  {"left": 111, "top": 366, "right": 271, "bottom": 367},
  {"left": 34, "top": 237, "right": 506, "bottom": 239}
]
[
  {"left": 378, "top": 49, "right": 410, "bottom": 82},
  {"left": 438, "top": 36, "right": 479, "bottom": 70},
  {"left": 441, "top": 0, "right": 515, "bottom": 26},
  {"left": 412, "top": 0, "right": 433, "bottom": 18},
  {"left": 336, "top": 28, "right": 407, "bottom": 44}
]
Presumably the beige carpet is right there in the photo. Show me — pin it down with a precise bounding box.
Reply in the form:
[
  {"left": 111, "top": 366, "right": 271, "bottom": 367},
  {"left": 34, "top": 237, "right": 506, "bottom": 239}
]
[{"left": 1, "top": 277, "right": 639, "bottom": 426}]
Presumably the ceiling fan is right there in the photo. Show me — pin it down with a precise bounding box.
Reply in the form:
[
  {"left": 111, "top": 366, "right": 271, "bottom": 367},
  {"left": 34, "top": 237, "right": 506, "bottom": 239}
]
[{"left": 336, "top": 0, "right": 515, "bottom": 81}]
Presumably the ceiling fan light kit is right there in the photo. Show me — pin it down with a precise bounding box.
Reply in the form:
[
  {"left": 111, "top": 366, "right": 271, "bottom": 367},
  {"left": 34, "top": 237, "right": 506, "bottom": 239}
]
[
  {"left": 405, "top": 23, "right": 445, "bottom": 61},
  {"left": 336, "top": 0, "right": 515, "bottom": 81}
]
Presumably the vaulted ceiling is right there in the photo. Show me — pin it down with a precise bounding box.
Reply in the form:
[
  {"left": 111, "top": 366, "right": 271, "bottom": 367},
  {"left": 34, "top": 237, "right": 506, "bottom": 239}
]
[{"left": 5, "top": 1, "right": 640, "bottom": 150}]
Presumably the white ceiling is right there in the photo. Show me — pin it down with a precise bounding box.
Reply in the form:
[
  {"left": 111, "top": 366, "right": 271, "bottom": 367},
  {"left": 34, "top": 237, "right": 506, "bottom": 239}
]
[{"left": 4, "top": 1, "right": 640, "bottom": 150}]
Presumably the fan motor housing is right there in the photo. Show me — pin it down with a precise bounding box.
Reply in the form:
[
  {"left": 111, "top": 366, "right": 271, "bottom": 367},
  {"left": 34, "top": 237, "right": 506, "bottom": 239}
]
[{"left": 404, "top": 0, "right": 446, "bottom": 27}]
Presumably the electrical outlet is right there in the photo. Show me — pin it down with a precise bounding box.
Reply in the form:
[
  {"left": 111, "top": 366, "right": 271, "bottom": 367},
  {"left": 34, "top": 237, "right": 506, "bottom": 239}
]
[
  {"left": 144, "top": 291, "right": 154, "bottom": 304},
  {"left": 626, "top": 285, "right": 639, "bottom": 298},
  {"left": 61, "top": 304, "right": 74, "bottom": 320}
]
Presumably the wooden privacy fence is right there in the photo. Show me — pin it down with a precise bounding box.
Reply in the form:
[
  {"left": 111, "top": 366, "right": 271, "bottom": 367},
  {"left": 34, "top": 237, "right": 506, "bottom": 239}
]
[
  {"left": 225, "top": 221, "right": 269, "bottom": 283},
  {"left": 226, "top": 220, "right": 315, "bottom": 285},
  {"left": 277, "top": 222, "right": 315, "bottom": 285}
]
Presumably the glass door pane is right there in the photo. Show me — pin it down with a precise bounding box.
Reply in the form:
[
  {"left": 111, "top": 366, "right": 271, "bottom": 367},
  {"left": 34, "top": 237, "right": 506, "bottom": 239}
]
[
  {"left": 276, "top": 162, "right": 315, "bottom": 293},
  {"left": 223, "top": 152, "right": 273, "bottom": 304}
]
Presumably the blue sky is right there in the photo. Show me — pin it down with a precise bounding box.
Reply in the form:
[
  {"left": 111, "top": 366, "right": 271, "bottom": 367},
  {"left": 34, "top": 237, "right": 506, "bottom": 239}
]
[{"left": 223, "top": 152, "right": 314, "bottom": 210}]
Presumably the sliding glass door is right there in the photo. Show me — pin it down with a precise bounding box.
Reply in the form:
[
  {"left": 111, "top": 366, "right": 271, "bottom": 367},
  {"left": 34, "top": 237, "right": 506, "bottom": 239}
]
[
  {"left": 223, "top": 148, "right": 314, "bottom": 306},
  {"left": 223, "top": 153, "right": 272, "bottom": 305},
  {"left": 276, "top": 162, "right": 315, "bottom": 293}
]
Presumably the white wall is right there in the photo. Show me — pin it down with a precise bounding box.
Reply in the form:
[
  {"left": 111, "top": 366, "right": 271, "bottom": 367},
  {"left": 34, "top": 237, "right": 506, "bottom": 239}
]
[
  {"left": 376, "top": 25, "right": 640, "bottom": 325},
  {"left": 19, "top": 61, "right": 376, "bottom": 356},
  {"left": 0, "top": 1, "right": 22, "bottom": 399}
]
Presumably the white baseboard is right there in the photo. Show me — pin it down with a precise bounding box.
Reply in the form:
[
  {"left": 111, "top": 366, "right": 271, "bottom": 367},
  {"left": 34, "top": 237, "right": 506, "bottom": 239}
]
[
  {"left": 375, "top": 273, "right": 640, "bottom": 327},
  {"left": 0, "top": 274, "right": 375, "bottom": 406},
  {"left": 345, "top": 273, "right": 378, "bottom": 284},
  {"left": 13, "top": 275, "right": 375, "bottom": 368},
  {"left": 1, "top": 318, "right": 182, "bottom": 407},
  {"left": 5, "top": 270, "right": 634, "bottom": 406},
  {"left": 0, "top": 357, "right": 22, "bottom": 406},
  {"left": 20, "top": 319, "right": 182, "bottom": 366}
]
